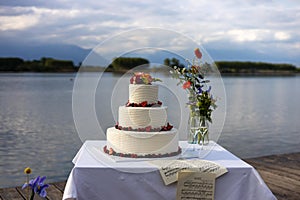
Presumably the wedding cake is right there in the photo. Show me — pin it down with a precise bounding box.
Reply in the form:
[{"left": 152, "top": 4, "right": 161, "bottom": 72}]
[{"left": 104, "top": 72, "right": 181, "bottom": 158}]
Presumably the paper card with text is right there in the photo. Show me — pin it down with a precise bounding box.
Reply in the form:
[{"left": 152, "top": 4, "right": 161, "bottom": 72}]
[
  {"left": 149, "top": 159, "right": 227, "bottom": 185},
  {"left": 176, "top": 171, "right": 215, "bottom": 200}
]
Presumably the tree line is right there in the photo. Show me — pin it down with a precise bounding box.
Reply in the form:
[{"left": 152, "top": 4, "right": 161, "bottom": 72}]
[
  {"left": 0, "top": 57, "right": 150, "bottom": 73},
  {"left": 215, "top": 61, "right": 298, "bottom": 74},
  {"left": 1, "top": 57, "right": 298, "bottom": 74},
  {"left": 107, "top": 57, "right": 149, "bottom": 72},
  {"left": 164, "top": 58, "right": 299, "bottom": 75},
  {"left": 0, "top": 57, "right": 76, "bottom": 72}
]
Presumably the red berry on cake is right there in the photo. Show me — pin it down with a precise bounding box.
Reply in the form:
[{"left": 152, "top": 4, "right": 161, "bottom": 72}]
[
  {"left": 145, "top": 126, "right": 151, "bottom": 132},
  {"left": 109, "top": 148, "right": 114, "bottom": 155},
  {"left": 140, "top": 101, "right": 148, "bottom": 107},
  {"left": 166, "top": 122, "right": 173, "bottom": 130}
]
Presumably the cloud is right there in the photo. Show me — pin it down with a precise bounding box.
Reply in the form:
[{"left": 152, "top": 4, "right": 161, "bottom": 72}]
[
  {"left": 0, "top": 0, "right": 300, "bottom": 65},
  {"left": 0, "top": 14, "right": 38, "bottom": 31},
  {"left": 274, "top": 32, "right": 290, "bottom": 41},
  {"left": 0, "top": 0, "right": 70, "bottom": 9}
]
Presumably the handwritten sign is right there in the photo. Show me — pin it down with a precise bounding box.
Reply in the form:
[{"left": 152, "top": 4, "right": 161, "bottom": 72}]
[
  {"left": 176, "top": 171, "right": 215, "bottom": 200},
  {"left": 149, "top": 159, "right": 227, "bottom": 185}
]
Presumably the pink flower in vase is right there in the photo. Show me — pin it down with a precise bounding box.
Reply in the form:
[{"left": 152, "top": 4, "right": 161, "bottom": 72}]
[
  {"left": 183, "top": 81, "right": 191, "bottom": 89},
  {"left": 194, "top": 48, "right": 202, "bottom": 59}
]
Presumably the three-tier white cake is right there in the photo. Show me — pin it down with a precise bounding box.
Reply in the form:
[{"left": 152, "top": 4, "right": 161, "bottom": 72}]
[{"left": 104, "top": 72, "right": 180, "bottom": 158}]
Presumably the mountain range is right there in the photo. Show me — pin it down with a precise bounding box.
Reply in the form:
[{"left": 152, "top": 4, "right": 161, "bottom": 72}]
[
  {"left": 1, "top": 40, "right": 299, "bottom": 67},
  {"left": 0, "top": 40, "right": 90, "bottom": 65}
]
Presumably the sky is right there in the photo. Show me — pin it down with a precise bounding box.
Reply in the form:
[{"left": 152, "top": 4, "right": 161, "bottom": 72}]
[{"left": 1, "top": 0, "right": 300, "bottom": 66}]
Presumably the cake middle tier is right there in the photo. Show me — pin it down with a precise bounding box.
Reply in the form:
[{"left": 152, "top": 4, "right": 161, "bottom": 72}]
[
  {"left": 119, "top": 106, "right": 167, "bottom": 129},
  {"left": 129, "top": 84, "right": 158, "bottom": 104}
]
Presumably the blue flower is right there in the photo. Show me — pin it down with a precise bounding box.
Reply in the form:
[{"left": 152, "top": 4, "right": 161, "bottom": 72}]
[
  {"left": 207, "top": 86, "right": 211, "bottom": 93},
  {"left": 22, "top": 176, "right": 49, "bottom": 198},
  {"left": 197, "top": 86, "right": 203, "bottom": 94}
]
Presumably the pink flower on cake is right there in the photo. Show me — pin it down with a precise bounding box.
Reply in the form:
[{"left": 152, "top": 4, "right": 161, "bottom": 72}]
[
  {"left": 142, "top": 73, "right": 153, "bottom": 84},
  {"left": 130, "top": 72, "right": 161, "bottom": 84}
]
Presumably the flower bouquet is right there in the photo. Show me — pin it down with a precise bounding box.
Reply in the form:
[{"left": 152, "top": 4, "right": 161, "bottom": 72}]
[{"left": 170, "top": 48, "right": 217, "bottom": 146}]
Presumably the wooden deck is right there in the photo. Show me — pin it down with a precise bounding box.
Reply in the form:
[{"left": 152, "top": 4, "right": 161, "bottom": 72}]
[
  {"left": 0, "top": 182, "right": 66, "bottom": 200},
  {"left": 0, "top": 152, "right": 299, "bottom": 200}
]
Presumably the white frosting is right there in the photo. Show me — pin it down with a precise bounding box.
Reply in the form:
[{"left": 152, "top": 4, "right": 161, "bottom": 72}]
[
  {"left": 105, "top": 81, "right": 179, "bottom": 157},
  {"left": 129, "top": 84, "right": 158, "bottom": 104},
  {"left": 119, "top": 106, "right": 167, "bottom": 129},
  {"left": 106, "top": 127, "right": 178, "bottom": 155}
]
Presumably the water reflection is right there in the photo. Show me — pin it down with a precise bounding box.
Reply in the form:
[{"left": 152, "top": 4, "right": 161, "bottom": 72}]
[
  {"left": 0, "top": 73, "right": 299, "bottom": 188},
  {"left": 0, "top": 73, "right": 80, "bottom": 188},
  {"left": 219, "top": 76, "right": 300, "bottom": 157}
]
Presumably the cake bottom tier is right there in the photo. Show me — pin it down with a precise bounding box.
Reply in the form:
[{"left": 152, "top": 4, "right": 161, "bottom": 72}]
[{"left": 106, "top": 127, "right": 179, "bottom": 157}]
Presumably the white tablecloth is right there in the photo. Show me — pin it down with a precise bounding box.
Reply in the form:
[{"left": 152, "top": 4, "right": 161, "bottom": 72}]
[{"left": 63, "top": 140, "right": 276, "bottom": 200}]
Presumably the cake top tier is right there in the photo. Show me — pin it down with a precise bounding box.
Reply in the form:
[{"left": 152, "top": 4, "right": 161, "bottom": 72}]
[
  {"left": 129, "top": 84, "right": 159, "bottom": 105},
  {"left": 128, "top": 72, "right": 162, "bottom": 104},
  {"left": 130, "top": 72, "right": 161, "bottom": 85}
]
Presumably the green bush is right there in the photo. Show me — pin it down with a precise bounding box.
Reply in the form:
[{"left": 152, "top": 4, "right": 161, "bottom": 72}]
[{"left": 111, "top": 57, "right": 149, "bottom": 71}]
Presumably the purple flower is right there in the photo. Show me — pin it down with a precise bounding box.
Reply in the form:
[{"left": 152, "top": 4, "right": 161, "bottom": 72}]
[
  {"left": 207, "top": 86, "right": 211, "bottom": 93},
  {"left": 22, "top": 176, "right": 49, "bottom": 198},
  {"left": 197, "top": 86, "right": 203, "bottom": 94}
]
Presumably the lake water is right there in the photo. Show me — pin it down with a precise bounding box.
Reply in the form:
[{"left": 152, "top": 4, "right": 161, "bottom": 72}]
[{"left": 0, "top": 73, "right": 299, "bottom": 188}]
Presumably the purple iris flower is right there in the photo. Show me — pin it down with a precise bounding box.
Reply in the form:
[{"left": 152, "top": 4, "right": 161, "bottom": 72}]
[
  {"left": 207, "top": 86, "right": 212, "bottom": 93},
  {"left": 197, "top": 85, "right": 211, "bottom": 95},
  {"left": 196, "top": 85, "right": 203, "bottom": 94},
  {"left": 197, "top": 87, "right": 203, "bottom": 94},
  {"left": 22, "top": 176, "right": 49, "bottom": 198}
]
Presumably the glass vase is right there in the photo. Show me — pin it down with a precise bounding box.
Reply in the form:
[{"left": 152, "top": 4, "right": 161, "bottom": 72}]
[
  {"left": 187, "top": 115, "right": 199, "bottom": 144},
  {"left": 187, "top": 115, "right": 209, "bottom": 145},
  {"left": 198, "top": 116, "right": 209, "bottom": 146}
]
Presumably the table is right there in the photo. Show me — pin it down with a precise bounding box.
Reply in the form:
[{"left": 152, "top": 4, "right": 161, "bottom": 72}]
[{"left": 63, "top": 141, "right": 276, "bottom": 200}]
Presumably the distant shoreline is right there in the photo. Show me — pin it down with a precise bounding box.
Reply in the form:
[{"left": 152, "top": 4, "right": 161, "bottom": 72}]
[
  {"left": 221, "top": 71, "right": 300, "bottom": 77},
  {"left": 0, "top": 71, "right": 299, "bottom": 77},
  {"left": 1, "top": 57, "right": 299, "bottom": 76},
  {"left": 0, "top": 70, "right": 299, "bottom": 77}
]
